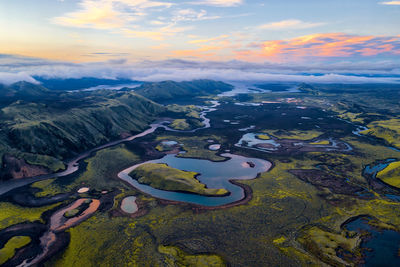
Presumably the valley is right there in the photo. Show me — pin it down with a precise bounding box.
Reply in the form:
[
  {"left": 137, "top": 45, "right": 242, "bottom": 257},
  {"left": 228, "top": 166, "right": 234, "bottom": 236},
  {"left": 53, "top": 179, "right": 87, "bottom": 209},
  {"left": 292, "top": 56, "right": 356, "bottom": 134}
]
[{"left": 0, "top": 81, "right": 400, "bottom": 266}]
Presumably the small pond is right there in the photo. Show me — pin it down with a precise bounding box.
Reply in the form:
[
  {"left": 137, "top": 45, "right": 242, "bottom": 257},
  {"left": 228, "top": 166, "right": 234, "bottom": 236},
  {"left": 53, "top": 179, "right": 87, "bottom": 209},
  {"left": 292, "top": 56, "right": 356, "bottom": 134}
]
[
  {"left": 121, "top": 196, "right": 138, "bottom": 214},
  {"left": 236, "top": 133, "right": 281, "bottom": 151}
]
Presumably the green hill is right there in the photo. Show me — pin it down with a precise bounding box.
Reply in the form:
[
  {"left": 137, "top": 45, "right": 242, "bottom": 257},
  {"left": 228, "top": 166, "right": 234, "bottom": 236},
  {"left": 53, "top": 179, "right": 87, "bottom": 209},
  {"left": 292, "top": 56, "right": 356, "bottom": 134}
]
[
  {"left": 0, "top": 81, "right": 55, "bottom": 104},
  {"left": 0, "top": 82, "right": 165, "bottom": 180},
  {"left": 134, "top": 80, "right": 233, "bottom": 101}
]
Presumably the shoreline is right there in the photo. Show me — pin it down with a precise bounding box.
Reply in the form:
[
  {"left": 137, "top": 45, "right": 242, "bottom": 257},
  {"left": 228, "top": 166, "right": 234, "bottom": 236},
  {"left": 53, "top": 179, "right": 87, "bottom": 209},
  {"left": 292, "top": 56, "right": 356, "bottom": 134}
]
[
  {"left": 0, "top": 101, "right": 220, "bottom": 197},
  {"left": 141, "top": 180, "right": 254, "bottom": 211}
]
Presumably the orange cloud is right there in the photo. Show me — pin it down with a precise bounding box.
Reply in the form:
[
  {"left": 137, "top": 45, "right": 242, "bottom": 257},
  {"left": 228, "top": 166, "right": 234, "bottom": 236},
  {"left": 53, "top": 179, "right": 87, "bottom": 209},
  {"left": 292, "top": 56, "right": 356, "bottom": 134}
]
[{"left": 236, "top": 33, "right": 400, "bottom": 62}]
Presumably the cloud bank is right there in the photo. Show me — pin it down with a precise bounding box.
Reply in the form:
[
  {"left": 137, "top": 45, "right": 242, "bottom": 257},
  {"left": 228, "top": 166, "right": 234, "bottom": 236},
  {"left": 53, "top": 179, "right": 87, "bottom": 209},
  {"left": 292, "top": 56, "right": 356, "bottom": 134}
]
[
  {"left": 0, "top": 72, "right": 39, "bottom": 85},
  {"left": 1, "top": 54, "right": 400, "bottom": 85}
]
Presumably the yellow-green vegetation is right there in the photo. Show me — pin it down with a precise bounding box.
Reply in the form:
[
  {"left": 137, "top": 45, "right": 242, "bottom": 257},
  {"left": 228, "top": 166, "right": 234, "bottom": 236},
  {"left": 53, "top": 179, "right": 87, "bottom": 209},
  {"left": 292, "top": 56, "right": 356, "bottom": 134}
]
[
  {"left": 0, "top": 236, "right": 31, "bottom": 265},
  {"left": 361, "top": 119, "right": 400, "bottom": 148},
  {"left": 22, "top": 153, "right": 65, "bottom": 172},
  {"left": 255, "top": 134, "right": 270, "bottom": 140},
  {"left": 158, "top": 245, "right": 226, "bottom": 267},
  {"left": 156, "top": 135, "right": 226, "bottom": 161},
  {"left": 376, "top": 161, "right": 400, "bottom": 188},
  {"left": 262, "top": 129, "right": 323, "bottom": 140},
  {"left": 131, "top": 163, "right": 228, "bottom": 196},
  {"left": 31, "top": 178, "right": 63, "bottom": 197},
  {"left": 0, "top": 202, "right": 60, "bottom": 230},
  {"left": 309, "top": 140, "right": 330, "bottom": 145},
  {"left": 36, "top": 84, "right": 400, "bottom": 266},
  {"left": 328, "top": 101, "right": 365, "bottom": 123},
  {"left": 338, "top": 112, "right": 364, "bottom": 123},
  {"left": 309, "top": 136, "right": 400, "bottom": 185},
  {"left": 155, "top": 140, "right": 178, "bottom": 152},
  {"left": 64, "top": 209, "right": 80, "bottom": 218},
  {"left": 272, "top": 236, "right": 287, "bottom": 245},
  {"left": 298, "top": 226, "right": 360, "bottom": 266},
  {"left": 170, "top": 119, "right": 191, "bottom": 131},
  {"left": 187, "top": 110, "right": 201, "bottom": 119},
  {"left": 168, "top": 104, "right": 202, "bottom": 119},
  {"left": 42, "top": 133, "right": 400, "bottom": 267},
  {"left": 69, "top": 144, "right": 141, "bottom": 191},
  {"left": 239, "top": 136, "right": 400, "bottom": 265}
]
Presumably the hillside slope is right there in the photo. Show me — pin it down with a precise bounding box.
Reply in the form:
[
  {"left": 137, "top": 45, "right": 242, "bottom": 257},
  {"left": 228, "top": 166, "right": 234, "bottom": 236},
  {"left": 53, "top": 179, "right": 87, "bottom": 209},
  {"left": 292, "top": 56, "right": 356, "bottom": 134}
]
[
  {"left": 134, "top": 80, "right": 233, "bottom": 102},
  {"left": 0, "top": 83, "right": 165, "bottom": 180}
]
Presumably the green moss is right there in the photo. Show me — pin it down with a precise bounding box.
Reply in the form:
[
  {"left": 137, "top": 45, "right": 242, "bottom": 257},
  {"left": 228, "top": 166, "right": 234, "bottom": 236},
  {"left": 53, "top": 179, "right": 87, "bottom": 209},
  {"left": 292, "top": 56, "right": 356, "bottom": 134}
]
[
  {"left": 255, "top": 134, "right": 270, "bottom": 140},
  {"left": 130, "top": 163, "right": 228, "bottom": 196},
  {"left": 170, "top": 119, "right": 191, "bottom": 130},
  {"left": 31, "top": 178, "right": 63, "bottom": 197},
  {"left": 64, "top": 209, "right": 80, "bottom": 218},
  {"left": 48, "top": 213, "right": 164, "bottom": 266},
  {"left": 338, "top": 112, "right": 364, "bottom": 123},
  {"left": 298, "top": 226, "right": 360, "bottom": 266},
  {"left": 273, "top": 236, "right": 287, "bottom": 245},
  {"left": 0, "top": 236, "right": 31, "bottom": 265},
  {"left": 362, "top": 119, "right": 400, "bottom": 149},
  {"left": 22, "top": 153, "right": 65, "bottom": 172},
  {"left": 187, "top": 110, "right": 201, "bottom": 119},
  {"left": 68, "top": 144, "right": 141, "bottom": 191},
  {"left": 0, "top": 202, "right": 60, "bottom": 230},
  {"left": 309, "top": 140, "right": 330, "bottom": 145},
  {"left": 158, "top": 245, "right": 226, "bottom": 267},
  {"left": 376, "top": 161, "right": 400, "bottom": 188},
  {"left": 262, "top": 129, "right": 323, "bottom": 140}
]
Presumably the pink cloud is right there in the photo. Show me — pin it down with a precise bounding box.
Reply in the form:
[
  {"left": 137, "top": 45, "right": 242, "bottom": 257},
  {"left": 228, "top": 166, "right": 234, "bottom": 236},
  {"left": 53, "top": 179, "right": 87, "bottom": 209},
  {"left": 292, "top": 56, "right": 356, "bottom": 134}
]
[{"left": 236, "top": 33, "right": 400, "bottom": 62}]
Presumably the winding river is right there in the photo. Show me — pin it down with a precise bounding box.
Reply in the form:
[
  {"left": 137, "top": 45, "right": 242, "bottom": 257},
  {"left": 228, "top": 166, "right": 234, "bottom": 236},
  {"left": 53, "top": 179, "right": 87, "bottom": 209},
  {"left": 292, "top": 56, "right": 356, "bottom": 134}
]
[{"left": 0, "top": 101, "right": 224, "bottom": 199}]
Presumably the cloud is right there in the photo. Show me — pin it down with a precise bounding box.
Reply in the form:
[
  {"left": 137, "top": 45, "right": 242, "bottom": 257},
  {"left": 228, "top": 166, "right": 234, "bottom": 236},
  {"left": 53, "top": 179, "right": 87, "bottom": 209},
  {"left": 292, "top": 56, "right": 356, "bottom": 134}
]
[
  {"left": 188, "top": 0, "right": 243, "bottom": 7},
  {"left": 258, "top": 19, "right": 324, "bottom": 30},
  {"left": 53, "top": 0, "right": 214, "bottom": 40},
  {"left": 380, "top": 1, "right": 400, "bottom": 5},
  {"left": 53, "top": 0, "right": 173, "bottom": 30},
  {"left": 172, "top": 8, "right": 220, "bottom": 22},
  {"left": 0, "top": 72, "right": 39, "bottom": 85},
  {"left": 128, "top": 68, "right": 399, "bottom": 84},
  {"left": 1, "top": 54, "right": 400, "bottom": 85},
  {"left": 236, "top": 33, "right": 400, "bottom": 62}
]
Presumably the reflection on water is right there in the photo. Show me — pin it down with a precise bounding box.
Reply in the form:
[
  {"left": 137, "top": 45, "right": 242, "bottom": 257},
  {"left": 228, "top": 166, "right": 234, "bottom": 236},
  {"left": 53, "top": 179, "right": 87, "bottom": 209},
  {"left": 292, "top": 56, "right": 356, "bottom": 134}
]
[
  {"left": 118, "top": 153, "right": 271, "bottom": 207},
  {"left": 121, "top": 196, "right": 138, "bottom": 214}
]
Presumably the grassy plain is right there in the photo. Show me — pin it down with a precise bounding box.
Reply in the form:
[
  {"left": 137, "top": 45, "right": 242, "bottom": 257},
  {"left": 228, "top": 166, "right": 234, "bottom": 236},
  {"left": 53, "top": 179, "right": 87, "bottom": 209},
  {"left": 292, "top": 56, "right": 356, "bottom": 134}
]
[{"left": 0, "top": 202, "right": 61, "bottom": 231}]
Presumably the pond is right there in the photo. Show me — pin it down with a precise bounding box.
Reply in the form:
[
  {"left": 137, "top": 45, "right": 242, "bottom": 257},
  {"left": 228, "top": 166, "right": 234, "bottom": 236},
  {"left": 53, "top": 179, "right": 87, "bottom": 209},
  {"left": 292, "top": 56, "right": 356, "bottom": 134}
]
[
  {"left": 345, "top": 217, "right": 400, "bottom": 267},
  {"left": 121, "top": 196, "right": 138, "bottom": 214},
  {"left": 236, "top": 133, "right": 281, "bottom": 151},
  {"left": 208, "top": 144, "right": 221, "bottom": 151},
  {"left": 118, "top": 153, "right": 271, "bottom": 207}
]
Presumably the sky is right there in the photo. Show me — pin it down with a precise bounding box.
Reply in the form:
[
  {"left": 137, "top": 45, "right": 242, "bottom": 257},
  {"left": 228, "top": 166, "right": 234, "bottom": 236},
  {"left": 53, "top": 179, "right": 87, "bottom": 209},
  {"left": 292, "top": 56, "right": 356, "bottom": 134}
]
[{"left": 0, "top": 0, "right": 400, "bottom": 84}]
